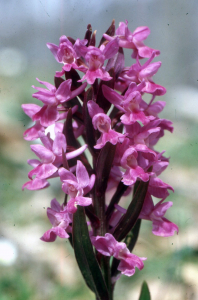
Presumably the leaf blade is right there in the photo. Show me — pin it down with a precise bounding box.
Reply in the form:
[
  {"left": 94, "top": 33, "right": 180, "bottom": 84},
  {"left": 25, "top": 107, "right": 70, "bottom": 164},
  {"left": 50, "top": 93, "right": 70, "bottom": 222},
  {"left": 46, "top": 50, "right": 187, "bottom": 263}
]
[
  {"left": 113, "top": 180, "right": 149, "bottom": 242},
  {"left": 138, "top": 281, "right": 151, "bottom": 300},
  {"left": 73, "top": 206, "right": 110, "bottom": 300}
]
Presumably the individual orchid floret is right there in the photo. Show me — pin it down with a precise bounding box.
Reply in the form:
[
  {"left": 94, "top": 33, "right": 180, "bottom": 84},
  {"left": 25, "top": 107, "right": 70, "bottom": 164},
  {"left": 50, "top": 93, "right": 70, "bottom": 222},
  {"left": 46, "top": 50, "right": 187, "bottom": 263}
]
[
  {"left": 139, "top": 194, "right": 179, "bottom": 237},
  {"left": 22, "top": 177, "right": 50, "bottom": 191},
  {"left": 124, "top": 122, "right": 161, "bottom": 148},
  {"left": 58, "top": 160, "right": 95, "bottom": 213},
  {"left": 32, "top": 78, "right": 87, "bottom": 105},
  {"left": 91, "top": 233, "right": 146, "bottom": 276},
  {"left": 23, "top": 133, "right": 88, "bottom": 190},
  {"left": 22, "top": 103, "right": 45, "bottom": 140},
  {"left": 31, "top": 78, "right": 87, "bottom": 127},
  {"left": 103, "top": 82, "right": 154, "bottom": 125},
  {"left": 120, "top": 146, "right": 154, "bottom": 186},
  {"left": 22, "top": 104, "right": 78, "bottom": 141},
  {"left": 47, "top": 35, "right": 87, "bottom": 72},
  {"left": 40, "top": 198, "right": 72, "bottom": 242},
  {"left": 27, "top": 132, "right": 67, "bottom": 181},
  {"left": 74, "top": 38, "right": 119, "bottom": 84},
  {"left": 104, "top": 20, "right": 160, "bottom": 59},
  {"left": 88, "top": 100, "right": 125, "bottom": 149},
  {"left": 148, "top": 176, "right": 174, "bottom": 199},
  {"left": 119, "top": 52, "right": 166, "bottom": 96},
  {"left": 146, "top": 119, "right": 174, "bottom": 147}
]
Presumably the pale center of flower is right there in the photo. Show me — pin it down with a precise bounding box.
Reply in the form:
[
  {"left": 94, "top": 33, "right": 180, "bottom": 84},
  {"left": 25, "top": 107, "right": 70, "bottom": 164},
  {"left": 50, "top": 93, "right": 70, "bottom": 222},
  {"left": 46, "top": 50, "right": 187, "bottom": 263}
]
[
  {"left": 68, "top": 184, "right": 77, "bottom": 197},
  {"left": 89, "top": 54, "right": 103, "bottom": 71},
  {"left": 63, "top": 48, "right": 75, "bottom": 64},
  {"left": 128, "top": 99, "right": 138, "bottom": 111},
  {"left": 126, "top": 154, "right": 137, "bottom": 168},
  {"left": 97, "top": 116, "right": 110, "bottom": 132}
]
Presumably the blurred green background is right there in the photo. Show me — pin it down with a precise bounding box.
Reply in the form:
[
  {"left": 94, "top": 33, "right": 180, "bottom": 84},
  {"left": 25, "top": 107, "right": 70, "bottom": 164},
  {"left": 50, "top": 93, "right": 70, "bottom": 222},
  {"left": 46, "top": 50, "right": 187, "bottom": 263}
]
[{"left": 1, "top": 0, "right": 198, "bottom": 299}]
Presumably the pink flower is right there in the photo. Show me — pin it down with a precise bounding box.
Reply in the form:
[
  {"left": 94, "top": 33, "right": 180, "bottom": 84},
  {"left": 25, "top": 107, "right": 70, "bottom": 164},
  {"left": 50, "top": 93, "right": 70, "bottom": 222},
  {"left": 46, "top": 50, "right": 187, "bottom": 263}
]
[
  {"left": 58, "top": 160, "right": 95, "bottom": 213},
  {"left": 88, "top": 100, "right": 125, "bottom": 149},
  {"left": 22, "top": 177, "right": 50, "bottom": 190},
  {"left": 30, "top": 78, "right": 87, "bottom": 127},
  {"left": 40, "top": 198, "right": 72, "bottom": 242},
  {"left": 91, "top": 233, "right": 146, "bottom": 276},
  {"left": 22, "top": 104, "right": 78, "bottom": 141},
  {"left": 139, "top": 194, "right": 179, "bottom": 237},
  {"left": 148, "top": 176, "right": 174, "bottom": 199},
  {"left": 47, "top": 35, "right": 87, "bottom": 73},
  {"left": 120, "top": 146, "right": 155, "bottom": 186},
  {"left": 74, "top": 38, "right": 119, "bottom": 84},
  {"left": 102, "top": 82, "right": 154, "bottom": 125},
  {"left": 124, "top": 121, "right": 161, "bottom": 147},
  {"left": 104, "top": 20, "right": 160, "bottom": 59},
  {"left": 22, "top": 133, "right": 88, "bottom": 190},
  {"left": 22, "top": 103, "right": 45, "bottom": 140},
  {"left": 120, "top": 52, "right": 166, "bottom": 96}
]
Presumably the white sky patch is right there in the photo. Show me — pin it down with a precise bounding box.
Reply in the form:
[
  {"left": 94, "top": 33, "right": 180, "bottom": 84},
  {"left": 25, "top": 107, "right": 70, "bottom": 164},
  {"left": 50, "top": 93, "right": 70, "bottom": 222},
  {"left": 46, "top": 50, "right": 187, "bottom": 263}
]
[{"left": 0, "top": 239, "right": 18, "bottom": 266}]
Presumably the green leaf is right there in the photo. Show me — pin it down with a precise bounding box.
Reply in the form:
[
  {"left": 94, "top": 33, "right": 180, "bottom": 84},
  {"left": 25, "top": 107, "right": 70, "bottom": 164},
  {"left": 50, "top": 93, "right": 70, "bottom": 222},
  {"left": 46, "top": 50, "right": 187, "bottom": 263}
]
[
  {"left": 106, "top": 181, "right": 128, "bottom": 221},
  {"left": 125, "top": 219, "right": 142, "bottom": 253},
  {"left": 83, "top": 87, "right": 97, "bottom": 156},
  {"left": 95, "top": 142, "right": 116, "bottom": 197},
  {"left": 94, "top": 142, "right": 116, "bottom": 236},
  {"left": 113, "top": 180, "right": 149, "bottom": 242},
  {"left": 138, "top": 281, "right": 151, "bottom": 300},
  {"left": 63, "top": 109, "right": 92, "bottom": 172},
  {"left": 73, "top": 206, "right": 110, "bottom": 300}
]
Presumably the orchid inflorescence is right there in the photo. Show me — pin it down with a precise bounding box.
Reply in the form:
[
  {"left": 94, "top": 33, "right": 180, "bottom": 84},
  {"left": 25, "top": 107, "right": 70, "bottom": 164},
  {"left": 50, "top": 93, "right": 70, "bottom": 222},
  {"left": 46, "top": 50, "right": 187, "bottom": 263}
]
[{"left": 22, "top": 20, "right": 178, "bottom": 299}]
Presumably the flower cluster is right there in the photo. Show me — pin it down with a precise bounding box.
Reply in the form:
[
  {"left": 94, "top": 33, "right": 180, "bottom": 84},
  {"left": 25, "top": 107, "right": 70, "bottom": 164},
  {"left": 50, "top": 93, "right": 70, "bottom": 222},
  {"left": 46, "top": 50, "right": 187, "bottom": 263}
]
[{"left": 22, "top": 20, "right": 178, "bottom": 289}]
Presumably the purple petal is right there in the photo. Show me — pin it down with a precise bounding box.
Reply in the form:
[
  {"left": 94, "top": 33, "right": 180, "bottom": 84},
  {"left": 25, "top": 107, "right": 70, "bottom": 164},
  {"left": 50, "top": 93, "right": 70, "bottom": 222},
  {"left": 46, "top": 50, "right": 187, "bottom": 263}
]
[
  {"left": 47, "top": 207, "right": 57, "bottom": 225},
  {"left": 58, "top": 167, "right": 77, "bottom": 183},
  {"left": 103, "top": 37, "right": 119, "bottom": 60},
  {"left": 55, "top": 79, "right": 72, "bottom": 103},
  {"left": 87, "top": 101, "right": 104, "bottom": 118},
  {"left": 52, "top": 132, "right": 66, "bottom": 156},
  {"left": 40, "top": 229, "right": 57, "bottom": 242},
  {"left": 22, "top": 103, "right": 41, "bottom": 118},
  {"left": 22, "top": 178, "right": 50, "bottom": 190},
  {"left": 32, "top": 90, "right": 56, "bottom": 105},
  {"left": 76, "top": 161, "right": 90, "bottom": 189},
  {"left": 33, "top": 105, "right": 59, "bottom": 127},
  {"left": 23, "top": 123, "right": 45, "bottom": 141},
  {"left": 35, "top": 78, "right": 56, "bottom": 92},
  {"left": 133, "top": 26, "right": 150, "bottom": 41},
  {"left": 27, "top": 159, "right": 40, "bottom": 167},
  {"left": 118, "top": 253, "right": 145, "bottom": 276},
  {"left": 40, "top": 134, "right": 53, "bottom": 151},
  {"left": 50, "top": 198, "right": 61, "bottom": 212},
  {"left": 153, "top": 200, "right": 173, "bottom": 217},
  {"left": 102, "top": 85, "right": 124, "bottom": 111},
  {"left": 30, "top": 144, "right": 55, "bottom": 163},
  {"left": 152, "top": 218, "right": 179, "bottom": 237},
  {"left": 46, "top": 43, "right": 59, "bottom": 62},
  {"left": 91, "top": 233, "right": 118, "bottom": 256},
  {"left": 28, "top": 163, "right": 57, "bottom": 179},
  {"left": 66, "top": 144, "right": 87, "bottom": 160},
  {"left": 75, "top": 195, "right": 92, "bottom": 207},
  {"left": 83, "top": 174, "right": 96, "bottom": 195}
]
